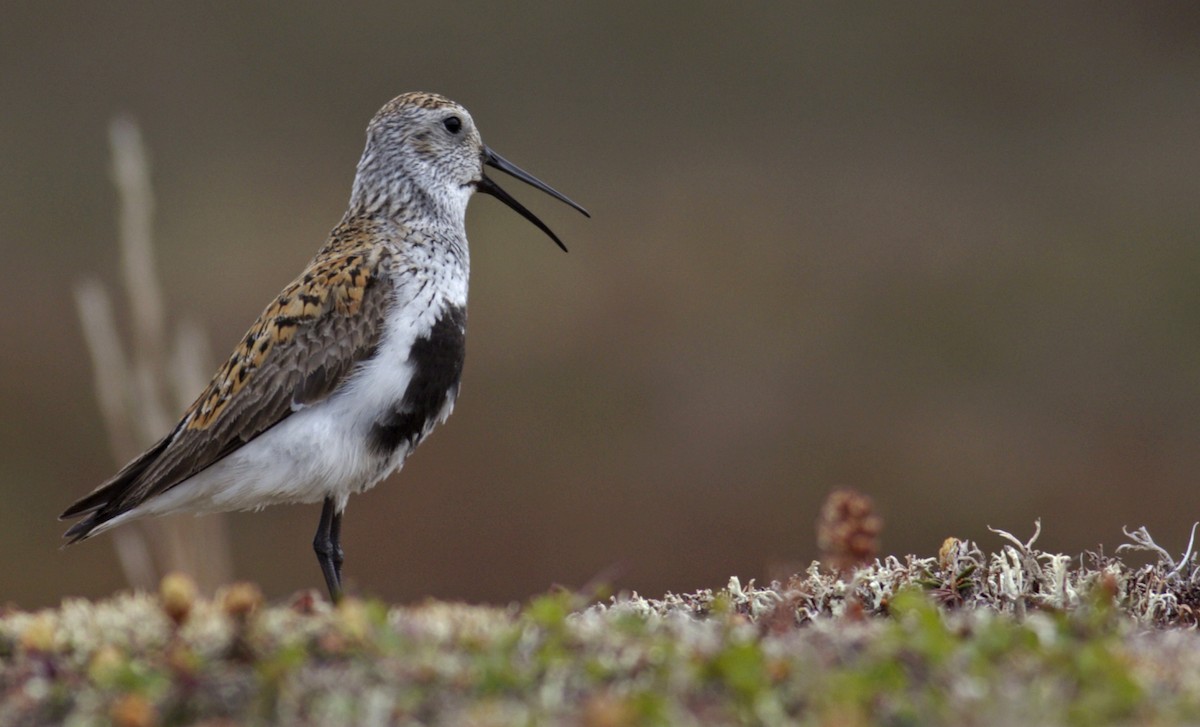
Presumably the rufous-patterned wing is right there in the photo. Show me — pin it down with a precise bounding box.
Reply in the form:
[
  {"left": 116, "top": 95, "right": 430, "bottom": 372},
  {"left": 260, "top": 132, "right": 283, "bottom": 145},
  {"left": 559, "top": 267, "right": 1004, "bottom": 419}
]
[
  {"left": 63, "top": 237, "right": 393, "bottom": 528},
  {"left": 142, "top": 246, "right": 390, "bottom": 497}
]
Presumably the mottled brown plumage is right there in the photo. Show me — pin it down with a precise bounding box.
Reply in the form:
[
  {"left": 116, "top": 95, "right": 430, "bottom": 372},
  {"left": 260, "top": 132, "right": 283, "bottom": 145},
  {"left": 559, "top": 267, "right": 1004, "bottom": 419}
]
[{"left": 62, "top": 218, "right": 396, "bottom": 532}]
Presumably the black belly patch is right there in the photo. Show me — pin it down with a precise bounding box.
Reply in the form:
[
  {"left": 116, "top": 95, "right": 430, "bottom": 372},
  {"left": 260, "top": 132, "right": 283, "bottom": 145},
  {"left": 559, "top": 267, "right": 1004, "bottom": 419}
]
[{"left": 369, "top": 304, "right": 466, "bottom": 455}]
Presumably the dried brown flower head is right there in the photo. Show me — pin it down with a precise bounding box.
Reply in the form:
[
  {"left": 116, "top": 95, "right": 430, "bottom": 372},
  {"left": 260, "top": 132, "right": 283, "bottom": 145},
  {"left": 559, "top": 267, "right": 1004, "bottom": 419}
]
[
  {"left": 817, "top": 488, "right": 882, "bottom": 574},
  {"left": 159, "top": 571, "right": 197, "bottom": 626}
]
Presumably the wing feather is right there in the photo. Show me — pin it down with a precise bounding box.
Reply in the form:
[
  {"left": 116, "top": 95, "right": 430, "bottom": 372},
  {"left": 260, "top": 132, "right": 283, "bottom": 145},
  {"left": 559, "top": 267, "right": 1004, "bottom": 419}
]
[{"left": 61, "top": 226, "right": 395, "bottom": 537}]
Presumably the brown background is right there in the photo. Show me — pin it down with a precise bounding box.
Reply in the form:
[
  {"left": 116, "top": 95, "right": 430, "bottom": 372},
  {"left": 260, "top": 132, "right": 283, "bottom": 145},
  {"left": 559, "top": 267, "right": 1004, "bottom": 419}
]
[{"left": 4, "top": 4, "right": 1200, "bottom": 607}]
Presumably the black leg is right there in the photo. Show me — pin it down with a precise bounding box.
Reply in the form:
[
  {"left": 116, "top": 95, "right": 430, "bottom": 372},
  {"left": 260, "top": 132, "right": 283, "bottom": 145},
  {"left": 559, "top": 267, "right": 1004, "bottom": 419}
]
[
  {"left": 330, "top": 507, "right": 344, "bottom": 583},
  {"left": 313, "top": 497, "right": 342, "bottom": 602}
]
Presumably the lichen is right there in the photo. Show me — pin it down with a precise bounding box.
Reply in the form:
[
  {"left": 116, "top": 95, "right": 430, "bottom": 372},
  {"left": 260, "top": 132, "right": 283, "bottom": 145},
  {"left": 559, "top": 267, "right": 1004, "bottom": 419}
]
[{"left": 5, "top": 523, "right": 1200, "bottom": 725}]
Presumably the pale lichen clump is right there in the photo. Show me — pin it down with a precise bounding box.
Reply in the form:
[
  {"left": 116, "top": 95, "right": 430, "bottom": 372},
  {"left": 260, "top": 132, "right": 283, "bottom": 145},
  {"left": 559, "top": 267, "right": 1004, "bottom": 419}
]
[
  {"left": 5, "top": 524, "right": 1200, "bottom": 725},
  {"left": 590, "top": 521, "right": 1200, "bottom": 629}
]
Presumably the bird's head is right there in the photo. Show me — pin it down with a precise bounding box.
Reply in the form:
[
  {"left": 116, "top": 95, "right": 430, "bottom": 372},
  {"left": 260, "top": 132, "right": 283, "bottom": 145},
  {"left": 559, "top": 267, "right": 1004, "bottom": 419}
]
[{"left": 354, "top": 92, "right": 588, "bottom": 250}]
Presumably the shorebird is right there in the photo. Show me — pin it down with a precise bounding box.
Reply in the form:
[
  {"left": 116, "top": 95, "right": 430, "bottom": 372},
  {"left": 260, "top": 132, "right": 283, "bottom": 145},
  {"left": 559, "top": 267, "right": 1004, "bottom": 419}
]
[{"left": 61, "top": 92, "right": 588, "bottom": 600}]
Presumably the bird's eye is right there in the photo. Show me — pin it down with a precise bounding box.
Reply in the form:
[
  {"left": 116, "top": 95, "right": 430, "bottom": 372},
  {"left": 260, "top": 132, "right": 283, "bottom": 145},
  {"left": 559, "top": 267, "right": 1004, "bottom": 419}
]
[{"left": 443, "top": 116, "right": 463, "bottom": 134}]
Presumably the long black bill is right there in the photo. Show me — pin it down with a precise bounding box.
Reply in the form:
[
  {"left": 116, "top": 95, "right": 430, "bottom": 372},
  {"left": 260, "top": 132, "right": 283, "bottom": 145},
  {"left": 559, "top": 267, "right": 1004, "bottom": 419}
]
[{"left": 478, "top": 146, "right": 589, "bottom": 252}]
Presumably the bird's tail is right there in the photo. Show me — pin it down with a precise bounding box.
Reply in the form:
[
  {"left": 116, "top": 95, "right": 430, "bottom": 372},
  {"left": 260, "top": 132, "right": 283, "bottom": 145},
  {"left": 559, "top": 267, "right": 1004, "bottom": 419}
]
[{"left": 60, "top": 435, "right": 172, "bottom": 543}]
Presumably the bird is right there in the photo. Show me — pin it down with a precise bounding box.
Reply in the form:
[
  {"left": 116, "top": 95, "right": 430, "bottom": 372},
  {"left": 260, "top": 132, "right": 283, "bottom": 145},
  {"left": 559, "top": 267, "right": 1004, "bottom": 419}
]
[{"left": 60, "top": 92, "right": 589, "bottom": 601}]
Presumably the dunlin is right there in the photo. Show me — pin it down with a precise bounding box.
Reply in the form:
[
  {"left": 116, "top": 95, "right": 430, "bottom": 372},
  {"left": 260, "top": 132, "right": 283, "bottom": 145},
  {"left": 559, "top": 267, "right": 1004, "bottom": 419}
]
[{"left": 61, "top": 92, "right": 588, "bottom": 600}]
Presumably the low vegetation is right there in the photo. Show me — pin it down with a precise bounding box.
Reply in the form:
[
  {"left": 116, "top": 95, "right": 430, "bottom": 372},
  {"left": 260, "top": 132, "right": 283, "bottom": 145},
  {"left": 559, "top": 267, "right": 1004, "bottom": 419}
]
[{"left": 6, "top": 510, "right": 1200, "bottom": 725}]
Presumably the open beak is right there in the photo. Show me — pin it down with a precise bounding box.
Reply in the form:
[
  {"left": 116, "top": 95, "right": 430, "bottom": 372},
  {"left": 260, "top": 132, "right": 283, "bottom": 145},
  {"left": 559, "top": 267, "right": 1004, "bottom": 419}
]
[{"left": 476, "top": 146, "right": 590, "bottom": 252}]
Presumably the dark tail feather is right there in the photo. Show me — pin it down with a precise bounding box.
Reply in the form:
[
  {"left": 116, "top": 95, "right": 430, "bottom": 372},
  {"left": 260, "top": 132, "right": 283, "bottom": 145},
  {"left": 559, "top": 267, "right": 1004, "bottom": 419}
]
[
  {"left": 60, "top": 435, "right": 172, "bottom": 542},
  {"left": 63, "top": 513, "right": 103, "bottom": 544}
]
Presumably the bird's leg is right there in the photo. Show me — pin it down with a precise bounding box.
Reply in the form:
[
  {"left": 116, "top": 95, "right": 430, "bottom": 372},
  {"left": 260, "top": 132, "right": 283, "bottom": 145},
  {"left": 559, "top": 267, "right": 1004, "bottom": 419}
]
[
  {"left": 330, "top": 507, "right": 345, "bottom": 584},
  {"left": 313, "top": 497, "right": 342, "bottom": 602}
]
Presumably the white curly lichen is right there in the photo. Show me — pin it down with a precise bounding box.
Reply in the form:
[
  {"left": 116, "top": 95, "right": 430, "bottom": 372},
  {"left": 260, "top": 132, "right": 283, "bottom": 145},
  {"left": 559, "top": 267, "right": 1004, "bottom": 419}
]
[{"left": 584, "top": 522, "right": 1200, "bottom": 629}]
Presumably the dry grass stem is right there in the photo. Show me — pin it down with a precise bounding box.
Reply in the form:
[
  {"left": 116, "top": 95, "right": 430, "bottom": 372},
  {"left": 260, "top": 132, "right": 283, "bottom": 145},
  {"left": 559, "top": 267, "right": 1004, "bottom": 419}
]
[
  {"left": 109, "top": 115, "right": 165, "bottom": 366},
  {"left": 71, "top": 116, "right": 233, "bottom": 592}
]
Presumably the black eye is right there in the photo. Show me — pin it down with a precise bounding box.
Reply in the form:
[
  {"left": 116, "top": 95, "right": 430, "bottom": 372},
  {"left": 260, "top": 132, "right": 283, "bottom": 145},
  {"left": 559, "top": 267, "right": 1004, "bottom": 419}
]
[{"left": 443, "top": 115, "right": 463, "bottom": 134}]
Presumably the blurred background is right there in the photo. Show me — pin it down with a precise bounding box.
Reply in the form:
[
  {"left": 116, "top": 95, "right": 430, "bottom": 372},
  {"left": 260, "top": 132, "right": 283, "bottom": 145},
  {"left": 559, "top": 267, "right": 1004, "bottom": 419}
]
[{"left": 3, "top": 3, "right": 1200, "bottom": 607}]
